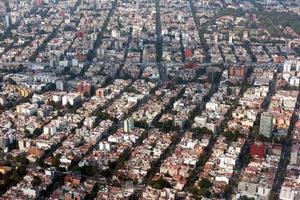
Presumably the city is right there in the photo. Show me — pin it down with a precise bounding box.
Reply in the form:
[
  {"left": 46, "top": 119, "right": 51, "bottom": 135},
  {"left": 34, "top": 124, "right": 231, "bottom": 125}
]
[{"left": 0, "top": 0, "right": 300, "bottom": 199}]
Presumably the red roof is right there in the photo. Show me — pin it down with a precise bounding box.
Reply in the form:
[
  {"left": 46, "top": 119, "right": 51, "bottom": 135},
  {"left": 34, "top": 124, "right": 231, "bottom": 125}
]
[
  {"left": 185, "top": 62, "right": 197, "bottom": 69},
  {"left": 185, "top": 48, "right": 193, "bottom": 58},
  {"left": 76, "top": 31, "right": 85, "bottom": 38},
  {"left": 250, "top": 143, "right": 266, "bottom": 159}
]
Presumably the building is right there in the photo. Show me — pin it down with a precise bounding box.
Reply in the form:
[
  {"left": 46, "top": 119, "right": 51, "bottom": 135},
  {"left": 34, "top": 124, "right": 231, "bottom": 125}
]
[
  {"left": 16, "top": 103, "right": 38, "bottom": 116},
  {"left": 34, "top": 0, "right": 43, "bottom": 7},
  {"left": 0, "top": 166, "right": 12, "bottom": 175},
  {"left": 5, "top": 14, "right": 10, "bottom": 28},
  {"left": 279, "top": 186, "right": 296, "bottom": 200},
  {"left": 0, "top": 136, "right": 9, "bottom": 149},
  {"left": 174, "top": 118, "right": 186, "bottom": 130},
  {"left": 259, "top": 112, "right": 273, "bottom": 138},
  {"left": 62, "top": 93, "right": 81, "bottom": 106},
  {"left": 290, "top": 145, "right": 300, "bottom": 165},
  {"left": 228, "top": 66, "right": 246, "bottom": 79},
  {"left": 283, "top": 61, "right": 292, "bottom": 72},
  {"left": 77, "top": 81, "right": 91, "bottom": 97},
  {"left": 96, "top": 88, "right": 107, "bottom": 97},
  {"left": 56, "top": 80, "right": 65, "bottom": 91},
  {"left": 27, "top": 147, "right": 45, "bottom": 158},
  {"left": 18, "top": 140, "right": 32, "bottom": 151},
  {"left": 250, "top": 143, "right": 266, "bottom": 159},
  {"left": 124, "top": 119, "right": 134, "bottom": 133}
]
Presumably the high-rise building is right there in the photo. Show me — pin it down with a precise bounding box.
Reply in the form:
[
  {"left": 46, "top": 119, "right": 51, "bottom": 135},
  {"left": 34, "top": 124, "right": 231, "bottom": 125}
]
[
  {"left": 290, "top": 145, "right": 300, "bottom": 165},
  {"left": 124, "top": 119, "right": 134, "bottom": 133},
  {"left": 283, "top": 61, "right": 292, "bottom": 72},
  {"left": 77, "top": 81, "right": 91, "bottom": 96},
  {"left": 259, "top": 112, "right": 273, "bottom": 138},
  {"left": 5, "top": 14, "right": 10, "bottom": 28},
  {"left": 265, "top": 0, "right": 272, "bottom": 10},
  {"left": 56, "top": 80, "right": 65, "bottom": 91}
]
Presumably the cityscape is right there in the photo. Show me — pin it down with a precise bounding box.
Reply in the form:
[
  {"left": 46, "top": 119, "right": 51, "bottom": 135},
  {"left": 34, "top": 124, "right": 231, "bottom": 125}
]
[{"left": 0, "top": 0, "right": 300, "bottom": 199}]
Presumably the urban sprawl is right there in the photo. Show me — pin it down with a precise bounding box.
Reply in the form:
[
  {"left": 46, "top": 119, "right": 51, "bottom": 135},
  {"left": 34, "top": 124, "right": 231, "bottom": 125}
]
[{"left": 0, "top": 0, "right": 300, "bottom": 199}]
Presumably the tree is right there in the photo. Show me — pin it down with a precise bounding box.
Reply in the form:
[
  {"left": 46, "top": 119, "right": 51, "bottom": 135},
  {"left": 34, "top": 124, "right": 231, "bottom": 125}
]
[
  {"left": 31, "top": 176, "right": 42, "bottom": 187},
  {"left": 7, "top": 78, "right": 17, "bottom": 85},
  {"left": 96, "top": 111, "right": 110, "bottom": 121},
  {"left": 15, "top": 154, "right": 29, "bottom": 165},
  {"left": 192, "top": 127, "right": 203, "bottom": 139},
  {"left": 132, "top": 178, "right": 138, "bottom": 185},
  {"left": 158, "top": 120, "right": 174, "bottom": 132},
  {"left": 198, "top": 178, "right": 213, "bottom": 189},
  {"left": 32, "top": 128, "right": 43, "bottom": 138},
  {"left": 7, "top": 165, "right": 26, "bottom": 190},
  {"left": 84, "top": 183, "right": 99, "bottom": 200},
  {"left": 198, "top": 152, "right": 209, "bottom": 166},
  {"left": 190, "top": 187, "right": 199, "bottom": 195},
  {"left": 104, "top": 76, "right": 113, "bottom": 86},
  {"left": 57, "top": 110, "right": 64, "bottom": 117},
  {"left": 256, "top": 134, "right": 270, "bottom": 142},
  {"left": 52, "top": 153, "right": 61, "bottom": 168},
  {"left": 193, "top": 127, "right": 213, "bottom": 139},
  {"left": 190, "top": 188, "right": 203, "bottom": 199},
  {"left": 240, "top": 195, "right": 255, "bottom": 200},
  {"left": 24, "top": 129, "right": 31, "bottom": 138},
  {"left": 199, "top": 187, "right": 211, "bottom": 198},
  {"left": 101, "top": 168, "right": 112, "bottom": 178},
  {"left": 24, "top": 129, "right": 31, "bottom": 135},
  {"left": 150, "top": 176, "right": 172, "bottom": 190},
  {"left": 36, "top": 158, "right": 45, "bottom": 167},
  {"left": 81, "top": 165, "right": 98, "bottom": 177},
  {"left": 134, "top": 120, "right": 149, "bottom": 129},
  {"left": 269, "top": 191, "right": 276, "bottom": 200},
  {"left": 224, "top": 130, "right": 240, "bottom": 142},
  {"left": 240, "top": 154, "right": 252, "bottom": 167},
  {"left": 223, "top": 184, "right": 233, "bottom": 198}
]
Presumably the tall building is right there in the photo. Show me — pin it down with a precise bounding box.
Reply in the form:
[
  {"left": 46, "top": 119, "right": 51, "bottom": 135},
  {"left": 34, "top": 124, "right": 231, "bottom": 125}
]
[
  {"left": 259, "top": 112, "right": 273, "bottom": 138},
  {"left": 5, "top": 14, "right": 10, "bottom": 28},
  {"left": 76, "top": 81, "right": 91, "bottom": 96},
  {"left": 283, "top": 61, "right": 292, "bottom": 72},
  {"left": 124, "top": 119, "right": 134, "bottom": 133},
  {"left": 290, "top": 145, "right": 300, "bottom": 165},
  {"left": 56, "top": 80, "right": 65, "bottom": 91},
  {"left": 265, "top": 0, "right": 271, "bottom": 10}
]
